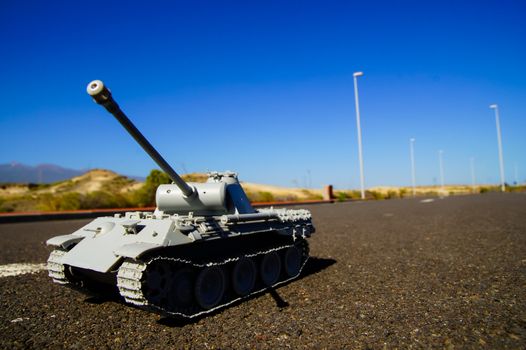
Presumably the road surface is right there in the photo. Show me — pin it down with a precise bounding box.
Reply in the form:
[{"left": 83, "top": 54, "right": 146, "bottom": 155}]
[{"left": 1, "top": 193, "right": 525, "bottom": 348}]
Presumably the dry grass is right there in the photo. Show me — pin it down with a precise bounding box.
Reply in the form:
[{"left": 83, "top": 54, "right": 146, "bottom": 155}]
[
  {"left": 1, "top": 169, "right": 523, "bottom": 213},
  {"left": 241, "top": 182, "right": 323, "bottom": 201}
]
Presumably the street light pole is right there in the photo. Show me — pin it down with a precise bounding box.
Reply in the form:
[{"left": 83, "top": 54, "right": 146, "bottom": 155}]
[
  {"left": 490, "top": 104, "right": 505, "bottom": 192},
  {"left": 438, "top": 150, "right": 445, "bottom": 192},
  {"left": 470, "top": 157, "right": 476, "bottom": 192},
  {"left": 410, "top": 138, "right": 416, "bottom": 197},
  {"left": 353, "top": 71, "right": 365, "bottom": 200},
  {"left": 514, "top": 162, "right": 519, "bottom": 185}
]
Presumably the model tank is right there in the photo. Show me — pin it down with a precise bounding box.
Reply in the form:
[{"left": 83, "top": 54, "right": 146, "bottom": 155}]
[{"left": 46, "top": 80, "right": 315, "bottom": 318}]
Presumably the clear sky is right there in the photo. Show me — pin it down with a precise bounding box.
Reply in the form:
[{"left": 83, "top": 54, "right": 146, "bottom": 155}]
[{"left": 1, "top": 0, "right": 525, "bottom": 189}]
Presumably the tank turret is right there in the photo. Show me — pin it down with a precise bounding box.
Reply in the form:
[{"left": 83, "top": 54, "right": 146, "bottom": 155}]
[{"left": 46, "top": 80, "right": 315, "bottom": 319}]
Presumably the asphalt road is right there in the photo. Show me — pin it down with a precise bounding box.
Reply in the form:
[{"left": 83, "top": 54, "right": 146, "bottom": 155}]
[{"left": 1, "top": 193, "right": 525, "bottom": 349}]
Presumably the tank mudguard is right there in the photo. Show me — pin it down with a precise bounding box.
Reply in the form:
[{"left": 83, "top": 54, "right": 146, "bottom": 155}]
[
  {"left": 46, "top": 234, "right": 84, "bottom": 250},
  {"left": 114, "top": 242, "right": 162, "bottom": 259}
]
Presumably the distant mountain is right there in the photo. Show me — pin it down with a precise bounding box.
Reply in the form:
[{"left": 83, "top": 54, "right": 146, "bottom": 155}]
[
  {"left": 0, "top": 162, "right": 147, "bottom": 184},
  {"left": 127, "top": 175, "right": 147, "bottom": 182},
  {"left": 0, "top": 162, "right": 88, "bottom": 183}
]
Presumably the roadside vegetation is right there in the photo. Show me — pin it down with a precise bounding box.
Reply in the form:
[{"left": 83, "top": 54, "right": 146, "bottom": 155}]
[
  {"left": 334, "top": 184, "right": 525, "bottom": 202},
  {"left": 0, "top": 169, "right": 524, "bottom": 213}
]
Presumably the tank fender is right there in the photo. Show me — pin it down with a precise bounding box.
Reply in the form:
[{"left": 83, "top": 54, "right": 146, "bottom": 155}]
[
  {"left": 46, "top": 234, "right": 84, "bottom": 250},
  {"left": 114, "top": 242, "right": 162, "bottom": 259}
]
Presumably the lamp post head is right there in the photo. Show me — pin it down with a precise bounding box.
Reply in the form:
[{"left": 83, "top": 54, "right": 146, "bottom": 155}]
[
  {"left": 410, "top": 138, "right": 415, "bottom": 142},
  {"left": 489, "top": 104, "right": 498, "bottom": 109},
  {"left": 353, "top": 72, "right": 364, "bottom": 77}
]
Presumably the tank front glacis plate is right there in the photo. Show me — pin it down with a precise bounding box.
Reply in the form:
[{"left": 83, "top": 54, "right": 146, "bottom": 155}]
[{"left": 54, "top": 216, "right": 193, "bottom": 273}]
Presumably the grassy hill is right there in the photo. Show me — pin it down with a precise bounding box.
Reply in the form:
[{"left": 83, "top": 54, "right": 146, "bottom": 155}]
[
  {"left": 0, "top": 169, "right": 323, "bottom": 213},
  {"left": 0, "top": 169, "right": 140, "bottom": 212}
]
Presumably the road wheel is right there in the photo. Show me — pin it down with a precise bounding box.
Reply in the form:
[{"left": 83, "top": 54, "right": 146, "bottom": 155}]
[
  {"left": 144, "top": 261, "right": 171, "bottom": 307},
  {"left": 283, "top": 246, "right": 302, "bottom": 277},
  {"left": 260, "top": 252, "right": 281, "bottom": 286},
  {"left": 232, "top": 257, "right": 256, "bottom": 296},
  {"left": 195, "top": 266, "right": 226, "bottom": 309},
  {"left": 166, "top": 267, "right": 195, "bottom": 310}
]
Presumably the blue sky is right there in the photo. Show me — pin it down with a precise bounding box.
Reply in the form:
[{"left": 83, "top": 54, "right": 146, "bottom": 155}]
[{"left": 1, "top": 0, "right": 525, "bottom": 189}]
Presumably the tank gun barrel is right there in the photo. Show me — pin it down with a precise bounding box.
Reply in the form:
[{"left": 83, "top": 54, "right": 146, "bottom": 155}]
[{"left": 86, "top": 80, "right": 194, "bottom": 197}]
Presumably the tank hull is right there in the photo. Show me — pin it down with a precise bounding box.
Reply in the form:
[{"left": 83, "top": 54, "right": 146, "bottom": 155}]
[{"left": 47, "top": 208, "right": 313, "bottom": 318}]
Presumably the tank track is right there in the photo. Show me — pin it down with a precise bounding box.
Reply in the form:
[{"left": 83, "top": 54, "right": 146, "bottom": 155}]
[
  {"left": 47, "top": 249, "right": 69, "bottom": 285},
  {"left": 116, "top": 239, "right": 309, "bottom": 318}
]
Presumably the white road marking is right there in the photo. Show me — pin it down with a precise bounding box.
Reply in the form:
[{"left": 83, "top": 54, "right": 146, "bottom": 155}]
[
  {"left": 0, "top": 263, "right": 47, "bottom": 277},
  {"left": 420, "top": 198, "right": 435, "bottom": 203}
]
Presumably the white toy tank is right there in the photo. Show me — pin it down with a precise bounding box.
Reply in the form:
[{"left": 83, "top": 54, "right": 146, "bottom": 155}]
[{"left": 46, "top": 80, "right": 315, "bottom": 318}]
